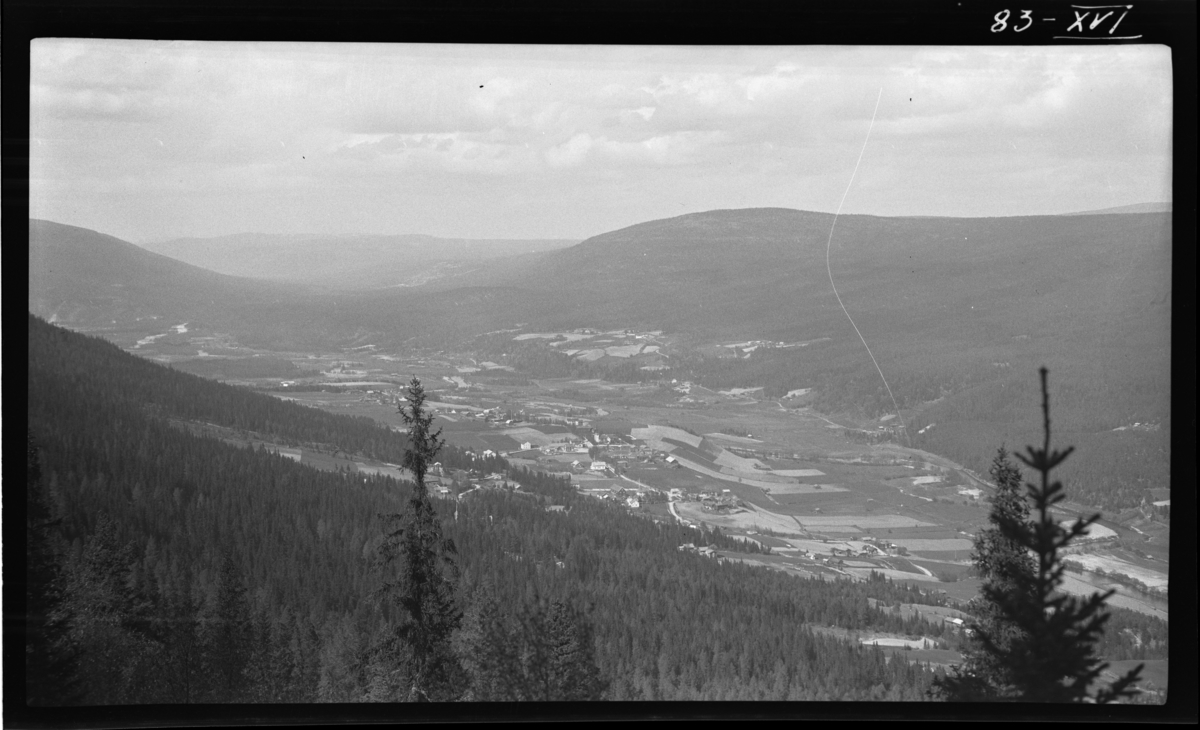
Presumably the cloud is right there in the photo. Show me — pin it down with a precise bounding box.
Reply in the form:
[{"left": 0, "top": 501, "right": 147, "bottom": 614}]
[{"left": 28, "top": 42, "right": 1173, "bottom": 240}]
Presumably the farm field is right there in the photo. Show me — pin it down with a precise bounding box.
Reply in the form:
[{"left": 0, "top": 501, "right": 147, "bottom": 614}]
[
  {"left": 1062, "top": 553, "right": 1168, "bottom": 589},
  {"left": 890, "top": 538, "right": 974, "bottom": 552},
  {"left": 244, "top": 356, "right": 1170, "bottom": 627},
  {"left": 794, "top": 515, "right": 935, "bottom": 528},
  {"left": 844, "top": 568, "right": 940, "bottom": 583},
  {"left": 860, "top": 637, "right": 932, "bottom": 649},
  {"left": 674, "top": 501, "right": 802, "bottom": 535}
]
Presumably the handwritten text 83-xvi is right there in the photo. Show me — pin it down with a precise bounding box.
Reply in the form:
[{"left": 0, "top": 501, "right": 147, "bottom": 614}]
[{"left": 990, "top": 5, "right": 1139, "bottom": 39}]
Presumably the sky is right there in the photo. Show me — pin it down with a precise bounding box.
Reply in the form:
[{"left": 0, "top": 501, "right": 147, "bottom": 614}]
[{"left": 29, "top": 42, "right": 1172, "bottom": 242}]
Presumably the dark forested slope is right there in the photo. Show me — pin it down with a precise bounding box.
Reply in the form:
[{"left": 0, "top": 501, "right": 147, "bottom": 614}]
[{"left": 26, "top": 315, "right": 960, "bottom": 703}]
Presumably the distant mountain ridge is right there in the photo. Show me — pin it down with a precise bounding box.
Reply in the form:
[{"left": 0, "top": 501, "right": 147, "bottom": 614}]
[
  {"left": 28, "top": 206, "right": 1171, "bottom": 357},
  {"left": 1060, "top": 202, "right": 1172, "bottom": 216},
  {"left": 138, "top": 232, "right": 579, "bottom": 289},
  {"left": 28, "top": 219, "right": 300, "bottom": 329}
]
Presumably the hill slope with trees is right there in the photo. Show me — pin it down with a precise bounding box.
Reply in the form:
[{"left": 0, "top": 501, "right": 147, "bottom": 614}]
[{"left": 26, "top": 315, "right": 964, "bottom": 704}]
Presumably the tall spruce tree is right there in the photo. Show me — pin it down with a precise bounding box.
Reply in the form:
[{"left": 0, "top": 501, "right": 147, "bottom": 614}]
[
  {"left": 933, "top": 446, "right": 1035, "bottom": 700},
  {"left": 205, "top": 551, "right": 253, "bottom": 702},
  {"left": 545, "top": 600, "right": 605, "bottom": 701},
  {"left": 956, "top": 368, "right": 1144, "bottom": 702},
  {"left": 373, "top": 377, "right": 464, "bottom": 701}
]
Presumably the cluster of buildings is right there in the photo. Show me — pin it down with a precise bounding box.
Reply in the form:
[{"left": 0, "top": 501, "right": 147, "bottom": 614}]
[
  {"left": 425, "top": 462, "right": 513, "bottom": 498},
  {"left": 677, "top": 543, "right": 722, "bottom": 559},
  {"left": 697, "top": 490, "right": 743, "bottom": 513},
  {"left": 826, "top": 537, "right": 909, "bottom": 558}
]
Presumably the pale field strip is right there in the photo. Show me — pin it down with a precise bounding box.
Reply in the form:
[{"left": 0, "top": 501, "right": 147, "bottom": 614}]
[
  {"left": 604, "top": 344, "right": 643, "bottom": 357},
  {"left": 355, "top": 462, "right": 407, "bottom": 479},
  {"left": 1059, "top": 574, "right": 1168, "bottom": 621},
  {"left": 808, "top": 525, "right": 863, "bottom": 533},
  {"left": 672, "top": 455, "right": 843, "bottom": 492},
  {"left": 575, "top": 349, "right": 607, "bottom": 362},
  {"left": 703, "top": 432, "right": 763, "bottom": 445},
  {"left": 674, "top": 502, "right": 800, "bottom": 534},
  {"left": 891, "top": 538, "right": 974, "bottom": 551},
  {"left": 632, "top": 425, "right": 704, "bottom": 448},
  {"left": 911, "top": 476, "right": 943, "bottom": 485},
  {"left": 859, "top": 637, "right": 931, "bottom": 649},
  {"left": 498, "top": 427, "right": 556, "bottom": 446},
  {"left": 765, "top": 483, "right": 846, "bottom": 495},
  {"left": 771, "top": 469, "right": 827, "bottom": 477},
  {"left": 795, "top": 515, "right": 935, "bottom": 528},
  {"left": 1062, "top": 520, "right": 1118, "bottom": 541},
  {"left": 844, "top": 567, "right": 941, "bottom": 583},
  {"left": 718, "top": 387, "right": 763, "bottom": 396},
  {"left": 1063, "top": 553, "right": 1168, "bottom": 588},
  {"left": 427, "top": 401, "right": 484, "bottom": 411},
  {"left": 320, "top": 381, "right": 392, "bottom": 387},
  {"left": 712, "top": 450, "right": 772, "bottom": 472}
]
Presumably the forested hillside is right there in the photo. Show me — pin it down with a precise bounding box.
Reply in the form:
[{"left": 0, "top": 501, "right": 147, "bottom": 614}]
[{"left": 26, "top": 315, "right": 962, "bottom": 703}]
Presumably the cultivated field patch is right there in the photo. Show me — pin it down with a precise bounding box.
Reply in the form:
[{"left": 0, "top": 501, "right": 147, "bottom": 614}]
[
  {"left": 794, "top": 515, "right": 935, "bottom": 528},
  {"left": 1059, "top": 574, "right": 1167, "bottom": 621},
  {"left": 498, "top": 427, "right": 555, "bottom": 445},
  {"left": 674, "top": 502, "right": 801, "bottom": 535},
  {"left": 771, "top": 469, "right": 827, "bottom": 477},
  {"left": 844, "top": 568, "right": 941, "bottom": 583},
  {"left": 767, "top": 483, "right": 846, "bottom": 496},
  {"left": 605, "top": 344, "right": 642, "bottom": 358},
  {"left": 1063, "top": 553, "right": 1168, "bottom": 588},
  {"left": 704, "top": 432, "right": 763, "bottom": 445},
  {"left": 355, "top": 462, "right": 406, "bottom": 479},
  {"left": 632, "top": 425, "right": 702, "bottom": 448},
  {"left": 712, "top": 450, "right": 769, "bottom": 471},
  {"left": 1063, "top": 520, "right": 1118, "bottom": 541},
  {"left": 860, "top": 637, "right": 930, "bottom": 649},
  {"left": 891, "top": 538, "right": 974, "bottom": 552},
  {"left": 575, "top": 349, "right": 606, "bottom": 362}
]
